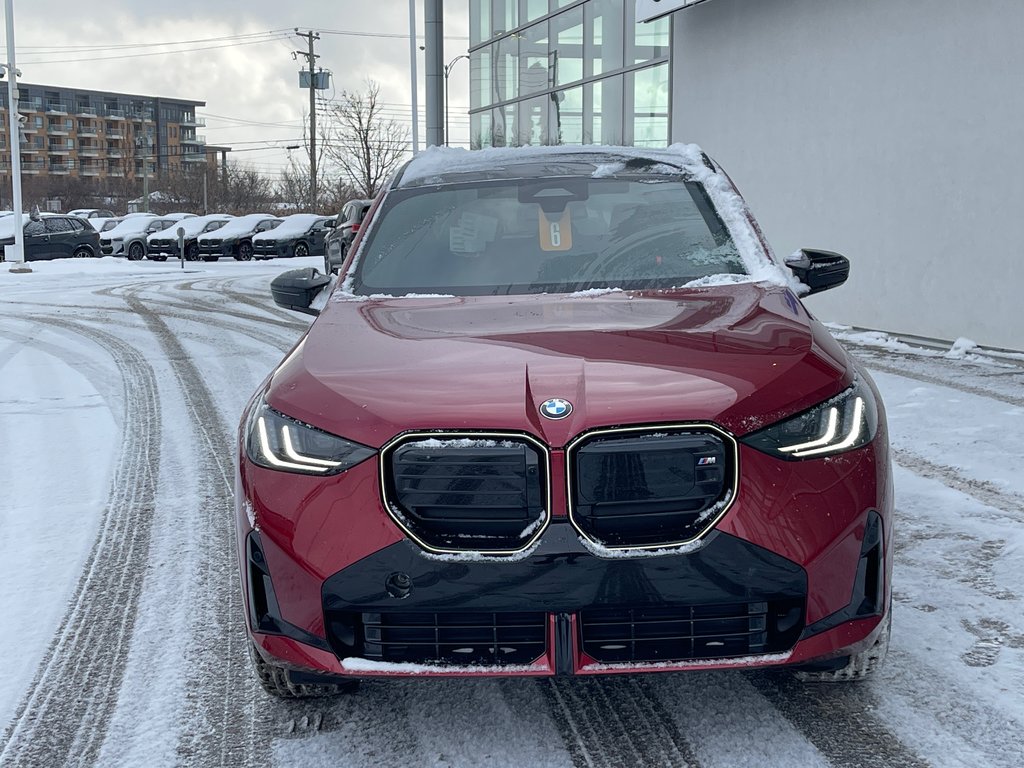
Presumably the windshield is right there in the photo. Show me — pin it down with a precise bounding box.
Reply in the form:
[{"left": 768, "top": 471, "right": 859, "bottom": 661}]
[{"left": 351, "top": 178, "right": 743, "bottom": 296}]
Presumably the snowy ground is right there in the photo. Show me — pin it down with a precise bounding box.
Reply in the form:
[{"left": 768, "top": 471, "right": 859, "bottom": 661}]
[{"left": 1, "top": 257, "right": 1022, "bottom": 768}]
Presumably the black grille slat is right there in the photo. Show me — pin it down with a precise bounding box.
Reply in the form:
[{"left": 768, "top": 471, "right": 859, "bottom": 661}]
[
  {"left": 362, "top": 611, "right": 547, "bottom": 665},
  {"left": 571, "top": 429, "right": 733, "bottom": 548},
  {"left": 386, "top": 436, "right": 546, "bottom": 552},
  {"left": 580, "top": 602, "right": 798, "bottom": 663}
]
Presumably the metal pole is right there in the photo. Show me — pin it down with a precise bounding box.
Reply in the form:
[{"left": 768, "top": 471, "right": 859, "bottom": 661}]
[
  {"left": 308, "top": 34, "right": 317, "bottom": 212},
  {"left": 424, "top": 0, "right": 444, "bottom": 147},
  {"left": 4, "top": 0, "right": 25, "bottom": 266},
  {"left": 443, "top": 55, "right": 468, "bottom": 148},
  {"left": 141, "top": 137, "right": 149, "bottom": 212},
  {"left": 295, "top": 29, "right": 320, "bottom": 212},
  {"left": 408, "top": 0, "right": 419, "bottom": 153}
]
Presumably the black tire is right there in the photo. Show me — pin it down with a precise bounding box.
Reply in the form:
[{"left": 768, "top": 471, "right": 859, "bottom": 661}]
[
  {"left": 185, "top": 243, "right": 200, "bottom": 261},
  {"left": 794, "top": 609, "right": 891, "bottom": 682},
  {"left": 72, "top": 246, "right": 94, "bottom": 259},
  {"left": 127, "top": 242, "right": 145, "bottom": 261},
  {"left": 237, "top": 241, "right": 254, "bottom": 261},
  {"left": 248, "top": 642, "right": 357, "bottom": 699},
  {"left": 294, "top": 242, "right": 309, "bottom": 259}
]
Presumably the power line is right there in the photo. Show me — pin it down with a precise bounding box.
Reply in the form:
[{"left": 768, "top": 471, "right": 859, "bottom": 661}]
[
  {"left": 9, "top": 34, "right": 294, "bottom": 65},
  {"left": 0, "top": 29, "right": 293, "bottom": 54}
]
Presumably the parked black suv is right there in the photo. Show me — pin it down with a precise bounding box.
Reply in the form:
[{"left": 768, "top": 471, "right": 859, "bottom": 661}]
[
  {"left": 324, "top": 198, "right": 373, "bottom": 275},
  {"left": 0, "top": 214, "right": 101, "bottom": 261}
]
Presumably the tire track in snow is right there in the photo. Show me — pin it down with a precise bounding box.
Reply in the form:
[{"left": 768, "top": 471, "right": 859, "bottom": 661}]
[
  {"left": 855, "top": 352, "right": 1024, "bottom": 409},
  {"left": 892, "top": 448, "right": 1024, "bottom": 522},
  {"left": 746, "top": 672, "right": 930, "bottom": 768},
  {"left": 0, "top": 318, "right": 162, "bottom": 768},
  {"left": 539, "top": 677, "right": 702, "bottom": 768},
  {"left": 120, "top": 291, "right": 269, "bottom": 768},
  {"left": 0, "top": 295, "right": 297, "bottom": 356}
]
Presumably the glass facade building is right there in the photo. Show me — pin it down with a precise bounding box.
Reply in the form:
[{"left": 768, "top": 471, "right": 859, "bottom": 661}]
[{"left": 469, "top": 0, "right": 670, "bottom": 149}]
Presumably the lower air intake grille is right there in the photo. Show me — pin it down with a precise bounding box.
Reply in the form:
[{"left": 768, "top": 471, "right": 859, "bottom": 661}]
[
  {"left": 579, "top": 601, "right": 803, "bottom": 663},
  {"left": 384, "top": 435, "right": 547, "bottom": 552},
  {"left": 362, "top": 611, "right": 547, "bottom": 665}
]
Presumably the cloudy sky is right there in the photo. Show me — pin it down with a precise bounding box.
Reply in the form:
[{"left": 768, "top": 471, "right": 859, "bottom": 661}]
[{"left": 2, "top": 0, "right": 470, "bottom": 178}]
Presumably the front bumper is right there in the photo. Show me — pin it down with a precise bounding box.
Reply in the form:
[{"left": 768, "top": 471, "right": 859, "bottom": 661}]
[
  {"left": 238, "top": 436, "right": 892, "bottom": 680},
  {"left": 199, "top": 241, "right": 237, "bottom": 257},
  {"left": 253, "top": 242, "right": 292, "bottom": 258}
]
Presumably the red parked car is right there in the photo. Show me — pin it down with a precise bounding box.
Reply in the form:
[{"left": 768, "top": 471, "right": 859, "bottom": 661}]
[{"left": 238, "top": 145, "right": 893, "bottom": 697}]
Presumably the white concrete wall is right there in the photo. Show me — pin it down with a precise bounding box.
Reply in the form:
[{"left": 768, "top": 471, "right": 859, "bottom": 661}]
[{"left": 671, "top": 0, "right": 1024, "bottom": 350}]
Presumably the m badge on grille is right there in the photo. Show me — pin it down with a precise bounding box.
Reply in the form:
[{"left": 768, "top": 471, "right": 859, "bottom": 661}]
[{"left": 539, "top": 398, "right": 573, "bottom": 420}]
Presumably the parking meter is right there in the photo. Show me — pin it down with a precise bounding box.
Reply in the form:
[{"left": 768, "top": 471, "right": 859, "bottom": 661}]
[{"left": 177, "top": 226, "right": 186, "bottom": 268}]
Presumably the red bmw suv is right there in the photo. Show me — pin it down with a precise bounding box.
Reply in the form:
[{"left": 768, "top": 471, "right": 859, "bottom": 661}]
[{"left": 237, "top": 145, "right": 893, "bottom": 697}]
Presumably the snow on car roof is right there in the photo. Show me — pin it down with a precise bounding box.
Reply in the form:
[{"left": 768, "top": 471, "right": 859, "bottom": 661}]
[
  {"left": 253, "top": 213, "right": 323, "bottom": 238},
  {"left": 165, "top": 214, "right": 233, "bottom": 237},
  {"left": 104, "top": 216, "right": 160, "bottom": 237},
  {"left": 397, "top": 143, "right": 709, "bottom": 188},
  {"left": 202, "top": 213, "right": 277, "bottom": 237}
]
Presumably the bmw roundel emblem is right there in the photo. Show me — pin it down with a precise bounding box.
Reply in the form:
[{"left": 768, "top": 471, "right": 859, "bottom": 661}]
[{"left": 540, "top": 398, "right": 573, "bottom": 420}]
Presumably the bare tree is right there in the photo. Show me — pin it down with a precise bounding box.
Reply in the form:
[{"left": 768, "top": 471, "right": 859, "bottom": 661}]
[
  {"left": 219, "top": 164, "right": 275, "bottom": 213},
  {"left": 323, "top": 80, "right": 408, "bottom": 199}
]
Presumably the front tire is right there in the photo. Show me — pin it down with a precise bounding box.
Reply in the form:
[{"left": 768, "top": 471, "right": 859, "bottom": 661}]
[
  {"left": 248, "top": 642, "right": 357, "bottom": 699},
  {"left": 185, "top": 243, "right": 200, "bottom": 261},
  {"left": 294, "top": 242, "right": 309, "bottom": 259},
  {"left": 128, "top": 242, "right": 145, "bottom": 261},
  {"left": 237, "top": 241, "right": 254, "bottom": 261}
]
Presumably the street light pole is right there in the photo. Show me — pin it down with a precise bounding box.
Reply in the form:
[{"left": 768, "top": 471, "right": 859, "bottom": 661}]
[
  {"left": 3, "top": 0, "right": 26, "bottom": 268},
  {"left": 443, "top": 54, "right": 469, "bottom": 148}
]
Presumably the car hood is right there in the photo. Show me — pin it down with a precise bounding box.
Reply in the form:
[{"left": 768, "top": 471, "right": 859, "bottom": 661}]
[{"left": 266, "top": 283, "right": 852, "bottom": 448}]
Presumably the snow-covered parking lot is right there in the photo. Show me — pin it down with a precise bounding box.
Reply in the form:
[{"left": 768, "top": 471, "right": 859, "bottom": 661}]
[{"left": 1, "top": 257, "right": 1022, "bottom": 768}]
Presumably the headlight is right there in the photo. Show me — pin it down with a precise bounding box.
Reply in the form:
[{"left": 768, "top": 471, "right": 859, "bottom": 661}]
[
  {"left": 741, "top": 379, "right": 878, "bottom": 460},
  {"left": 245, "top": 400, "right": 375, "bottom": 475}
]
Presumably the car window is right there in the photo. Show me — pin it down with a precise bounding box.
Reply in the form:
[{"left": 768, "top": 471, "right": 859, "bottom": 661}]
[
  {"left": 25, "top": 220, "right": 46, "bottom": 236},
  {"left": 202, "top": 221, "right": 228, "bottom": 233},
  {"left": 353, "top": 178, "right": 742, "bottom": 296},
  {"left": 45, "top": 218, "right": 73, "bottom": 234}
]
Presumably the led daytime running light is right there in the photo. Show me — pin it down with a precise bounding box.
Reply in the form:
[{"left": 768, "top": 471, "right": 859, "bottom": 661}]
[
  {"left": 787, "top": 397, "right": 865, "bottom": 458},
  {"left": 256, "top": 416, "right": 333, "bottom": 473}
]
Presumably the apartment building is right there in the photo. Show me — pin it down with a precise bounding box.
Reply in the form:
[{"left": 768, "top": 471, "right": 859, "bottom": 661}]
[{"left": 0, "top": 83, "right": 222, "bottom": 183}]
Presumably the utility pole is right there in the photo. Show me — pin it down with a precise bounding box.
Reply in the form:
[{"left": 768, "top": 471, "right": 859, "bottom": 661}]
[
  {"left": 3, "top": 0, "right": 27, "bottom": 269},
  {"left": 424, "top": 0, "right": 444, "bottom": 147},
  {"left": 408, "top": 0, "right": 419, "bottom": 153},
  {"left": 295, "top": 29, "right": 320, "bottom": 212}
]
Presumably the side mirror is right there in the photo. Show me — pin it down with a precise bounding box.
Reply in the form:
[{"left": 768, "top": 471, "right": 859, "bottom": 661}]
[
  {"left": 786, "top": 249, "right": 850, "bottom": 295},
  {"left": 271, "top": 267, "right": 331, "bottom": 316}
]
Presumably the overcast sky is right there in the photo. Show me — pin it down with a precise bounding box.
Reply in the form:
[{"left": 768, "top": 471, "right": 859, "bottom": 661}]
[{"left": 2, "top": 0, "right": 470, "bottom": 179}]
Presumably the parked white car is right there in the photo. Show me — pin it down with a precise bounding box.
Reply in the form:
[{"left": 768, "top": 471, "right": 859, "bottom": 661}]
[
  {"left": 99, "top": 215, "right": 157, "bottom": 258},
  {"left": 117, "top": 213, "right": 195, "bottom": 261}
]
